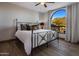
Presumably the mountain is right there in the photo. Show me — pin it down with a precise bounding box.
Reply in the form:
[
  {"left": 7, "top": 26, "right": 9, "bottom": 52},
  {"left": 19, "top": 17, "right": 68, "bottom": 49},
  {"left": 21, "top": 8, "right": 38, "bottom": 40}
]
[{"left": 51, "top": 17, "right": 66, "bottom": 26}]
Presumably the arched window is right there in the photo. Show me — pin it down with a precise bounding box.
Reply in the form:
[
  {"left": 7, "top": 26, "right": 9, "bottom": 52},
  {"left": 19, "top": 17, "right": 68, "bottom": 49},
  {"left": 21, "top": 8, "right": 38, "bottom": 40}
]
[{"left": 50, "top": 8, "right": 66, "bottom": 33}]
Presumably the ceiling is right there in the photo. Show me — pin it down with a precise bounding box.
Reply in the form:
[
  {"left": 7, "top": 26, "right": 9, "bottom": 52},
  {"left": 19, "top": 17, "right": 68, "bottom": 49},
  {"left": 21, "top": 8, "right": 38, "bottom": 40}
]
[{"left": 10, "top": 2, "right": 74, "bottom": 13}]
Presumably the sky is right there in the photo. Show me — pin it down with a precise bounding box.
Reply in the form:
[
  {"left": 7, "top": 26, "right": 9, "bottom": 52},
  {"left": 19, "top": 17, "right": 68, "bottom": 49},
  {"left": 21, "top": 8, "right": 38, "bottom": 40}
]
[{"left": 52, "top": 9, "right": 66, "bottom": 19}]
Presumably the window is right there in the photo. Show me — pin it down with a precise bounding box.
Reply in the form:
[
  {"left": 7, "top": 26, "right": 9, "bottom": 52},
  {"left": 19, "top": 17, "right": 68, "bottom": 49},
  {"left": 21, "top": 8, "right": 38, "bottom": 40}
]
[{"left": 50, "top": 8, "right": 66, "bottom": 33}]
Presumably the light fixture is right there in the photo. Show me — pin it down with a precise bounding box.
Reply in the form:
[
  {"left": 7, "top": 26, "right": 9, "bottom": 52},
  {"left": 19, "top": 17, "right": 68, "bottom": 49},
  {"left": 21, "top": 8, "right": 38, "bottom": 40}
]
[{"left": 41, "top": 2, "right": 45, "bottom": 5}]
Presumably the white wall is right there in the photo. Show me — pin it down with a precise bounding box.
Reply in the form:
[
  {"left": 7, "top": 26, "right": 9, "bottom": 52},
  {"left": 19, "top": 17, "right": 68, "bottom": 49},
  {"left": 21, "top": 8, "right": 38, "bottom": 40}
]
[
  {"left": 39, "top": 12, "right": 48, "bottom": 29},
  {"left": 0, "top": 3, "right": 39, "bottom": 41}
]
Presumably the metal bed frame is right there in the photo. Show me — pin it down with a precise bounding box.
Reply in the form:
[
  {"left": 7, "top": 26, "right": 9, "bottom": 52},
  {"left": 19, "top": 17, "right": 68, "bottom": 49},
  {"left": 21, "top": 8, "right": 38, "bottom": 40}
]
[{"left": 15, "top": 19, "right": 59, "bottom": 55}]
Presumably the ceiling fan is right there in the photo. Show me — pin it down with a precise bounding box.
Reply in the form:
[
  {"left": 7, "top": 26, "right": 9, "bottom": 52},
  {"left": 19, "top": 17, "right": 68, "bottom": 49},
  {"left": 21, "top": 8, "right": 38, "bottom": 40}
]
[{"left": 35, "top": 2, "right": 55, "bottom": 8}]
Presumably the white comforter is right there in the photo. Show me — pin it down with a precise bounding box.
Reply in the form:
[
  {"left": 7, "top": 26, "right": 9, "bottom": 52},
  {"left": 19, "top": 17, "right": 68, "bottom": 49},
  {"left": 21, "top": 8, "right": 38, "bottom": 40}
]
[{"left": 15, "top": 29, "right": 57, "bottom": 55}]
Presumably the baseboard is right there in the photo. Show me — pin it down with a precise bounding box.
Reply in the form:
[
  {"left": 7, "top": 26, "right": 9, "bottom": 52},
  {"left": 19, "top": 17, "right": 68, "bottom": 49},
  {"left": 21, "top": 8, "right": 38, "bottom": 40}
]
[
  {"left": 59, "top": 38, "right": 65, "bottom": 40},
  {"left": 0, "top": 39, "right": 15, "bottom": 43}
]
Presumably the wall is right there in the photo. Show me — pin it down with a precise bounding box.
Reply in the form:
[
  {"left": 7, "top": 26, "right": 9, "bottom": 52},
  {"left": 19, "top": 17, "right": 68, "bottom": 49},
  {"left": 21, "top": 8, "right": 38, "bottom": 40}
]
[
  {"left": 39, "top": 12, "right": 48, "bottom": 29},
  {"left": 77, "top": 3, "right": 79, "bottom": 40},
  {"left": 0, "top": 3, "right": 39, "bottom": 41}
]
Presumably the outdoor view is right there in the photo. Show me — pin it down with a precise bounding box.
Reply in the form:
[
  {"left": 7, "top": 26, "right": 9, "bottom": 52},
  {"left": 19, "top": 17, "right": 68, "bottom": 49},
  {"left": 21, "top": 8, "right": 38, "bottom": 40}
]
[{"left": 51, "top": 8, "right": 66, "bottom": 33}]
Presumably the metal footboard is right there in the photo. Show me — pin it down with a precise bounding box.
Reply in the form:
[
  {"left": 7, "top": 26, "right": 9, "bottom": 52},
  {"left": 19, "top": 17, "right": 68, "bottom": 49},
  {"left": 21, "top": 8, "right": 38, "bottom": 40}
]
[{"left": 31, "top": 30, "right": 59, "bottom": 55}]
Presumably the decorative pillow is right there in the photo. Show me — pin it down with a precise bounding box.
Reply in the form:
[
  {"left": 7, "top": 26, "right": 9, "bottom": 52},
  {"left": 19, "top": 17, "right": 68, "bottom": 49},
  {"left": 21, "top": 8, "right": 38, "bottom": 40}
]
[
  {"left": 20, "top": 24, "right": 26, "bottom": 30},
  {"left": 31, "top": 25, "right": 39, "bottom": 30},
  {"left": 26, "top": 24, "right": 31, "bottom": 30}
]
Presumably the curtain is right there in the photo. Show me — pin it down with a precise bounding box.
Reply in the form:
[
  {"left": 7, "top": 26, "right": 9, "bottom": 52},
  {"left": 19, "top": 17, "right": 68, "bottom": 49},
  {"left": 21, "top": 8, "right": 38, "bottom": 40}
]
[{"left": 65, "top": 3, "right": 79, "bottom": 43}]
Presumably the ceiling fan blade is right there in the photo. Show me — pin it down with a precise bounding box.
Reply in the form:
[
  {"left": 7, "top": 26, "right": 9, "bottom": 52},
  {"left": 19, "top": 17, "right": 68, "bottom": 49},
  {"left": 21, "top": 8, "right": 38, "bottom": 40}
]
[
  {"left": 46, "top": 2, "right": 55, "bottom": 3},
  {"left": 44, "top": 4, "right": 47, "bottom": 8},
  {"left": 35, "top": 3, "right": 40, "bottom": 6}
]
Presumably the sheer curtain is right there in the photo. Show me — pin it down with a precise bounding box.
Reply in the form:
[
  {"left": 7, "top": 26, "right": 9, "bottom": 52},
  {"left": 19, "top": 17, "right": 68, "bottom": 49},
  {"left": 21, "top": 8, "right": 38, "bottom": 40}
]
[{"left": 65, "top": 3, "right": 79, "bottom": 43}]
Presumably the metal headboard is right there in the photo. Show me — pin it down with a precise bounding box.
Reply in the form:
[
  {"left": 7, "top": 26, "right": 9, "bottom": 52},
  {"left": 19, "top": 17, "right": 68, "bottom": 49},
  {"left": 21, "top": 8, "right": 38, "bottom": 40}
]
[{"left": 16, "top": 19, "right": 39, "bottom": 31}]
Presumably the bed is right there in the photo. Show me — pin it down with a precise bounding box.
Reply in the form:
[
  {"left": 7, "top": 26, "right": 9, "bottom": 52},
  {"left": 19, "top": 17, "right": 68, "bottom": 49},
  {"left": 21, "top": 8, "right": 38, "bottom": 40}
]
[{"left": 15, "top": 19, "right": 59, "bottom": 55}]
